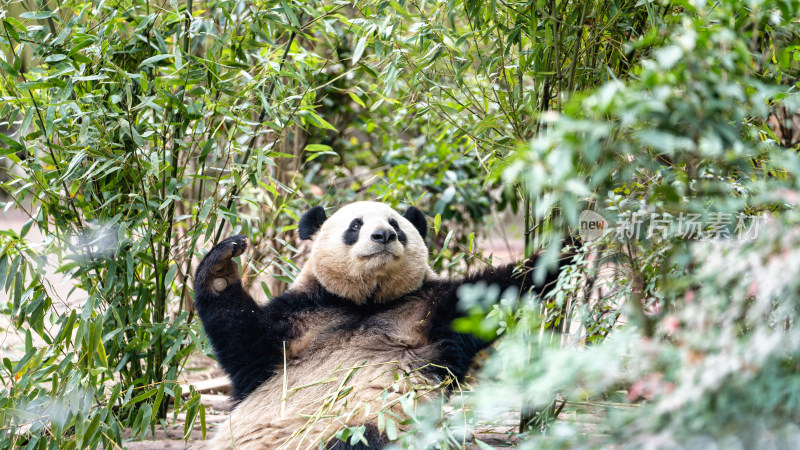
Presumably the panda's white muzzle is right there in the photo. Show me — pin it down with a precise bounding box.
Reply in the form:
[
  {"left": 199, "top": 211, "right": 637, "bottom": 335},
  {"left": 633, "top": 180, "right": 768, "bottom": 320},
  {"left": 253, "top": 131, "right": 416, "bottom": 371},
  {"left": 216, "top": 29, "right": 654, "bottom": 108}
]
[
  {"left": 357, "top": 227, "right": 402, "bottom": 259},
  {"left": 360, "top": 245, "right": 401, "bottom": 259}
]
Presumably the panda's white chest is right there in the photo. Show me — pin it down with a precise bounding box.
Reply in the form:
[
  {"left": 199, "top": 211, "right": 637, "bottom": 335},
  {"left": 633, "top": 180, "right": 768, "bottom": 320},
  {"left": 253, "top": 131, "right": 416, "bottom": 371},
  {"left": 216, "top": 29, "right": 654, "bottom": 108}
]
[
  {"left": 295, "top": 297, "right": 434, "bottom": 357},
  {"left": 238, "top": 300, "right": 439, "bottom": 427}
]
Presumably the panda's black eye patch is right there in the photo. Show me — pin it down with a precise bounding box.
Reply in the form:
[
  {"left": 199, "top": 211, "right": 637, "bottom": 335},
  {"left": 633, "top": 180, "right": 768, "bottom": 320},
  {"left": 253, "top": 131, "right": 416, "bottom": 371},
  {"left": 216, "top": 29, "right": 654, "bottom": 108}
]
[
  {"left": 388, "top": 218, "right": 407, "bottom": 245},
  {"left": 343, "top": 218, "right": 363, "bottom": 245}
]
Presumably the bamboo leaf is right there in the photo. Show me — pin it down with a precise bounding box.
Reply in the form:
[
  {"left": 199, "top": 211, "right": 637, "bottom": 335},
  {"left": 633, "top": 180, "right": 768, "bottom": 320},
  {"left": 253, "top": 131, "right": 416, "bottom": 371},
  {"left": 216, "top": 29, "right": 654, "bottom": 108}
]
[
  {"left": 138, "top": 54, "right": 174, "bottom": 69},
  {"left": 304, "top": 110, "right": 338, "bottom": 132},
  {"left": 20, "top": 11, "right": 54, "bottom": 19},
  {"left": 385, "top": 417, "right": 397, "bottom": 441},
  {"left": 0, "top": 133, "right": 24, "bottom": 153},
  {"left": 352, "top": 35, "right": 368, "bottom": 66},
  {"left": 129, "top": 388, "right": 157, "bottom": 404},
  {"left": 281, "top": 0, "right": 300, "bottom": 28}
]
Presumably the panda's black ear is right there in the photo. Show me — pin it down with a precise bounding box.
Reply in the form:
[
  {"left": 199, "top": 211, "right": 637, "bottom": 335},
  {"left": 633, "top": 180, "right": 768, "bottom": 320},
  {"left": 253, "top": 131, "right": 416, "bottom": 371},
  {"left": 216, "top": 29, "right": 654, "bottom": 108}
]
[
  {"left": 403, "top": 206, "right": 427, "bottom": 240},
  {"left": 299, "top": 206, "right": 327, "bottom": 240}
]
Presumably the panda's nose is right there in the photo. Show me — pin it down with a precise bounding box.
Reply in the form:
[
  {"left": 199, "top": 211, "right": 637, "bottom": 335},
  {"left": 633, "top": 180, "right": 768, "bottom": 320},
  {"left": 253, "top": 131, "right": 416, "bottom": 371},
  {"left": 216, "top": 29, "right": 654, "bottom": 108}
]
[{"left": 371, "top": 228, "right": 397, "bottom": 244}]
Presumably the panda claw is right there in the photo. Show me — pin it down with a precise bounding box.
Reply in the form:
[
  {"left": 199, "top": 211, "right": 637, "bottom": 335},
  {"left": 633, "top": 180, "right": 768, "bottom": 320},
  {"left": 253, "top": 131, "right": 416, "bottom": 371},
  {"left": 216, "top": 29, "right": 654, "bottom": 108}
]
[{"left": 216, "top": 235, "right": 249, "bottom": 260}]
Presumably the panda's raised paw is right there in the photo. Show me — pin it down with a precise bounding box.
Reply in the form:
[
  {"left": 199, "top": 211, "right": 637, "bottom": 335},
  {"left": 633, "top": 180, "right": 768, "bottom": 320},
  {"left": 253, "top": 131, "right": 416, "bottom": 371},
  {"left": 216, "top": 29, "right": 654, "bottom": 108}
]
[
  {"left": 196, "top": 235, "right": 249, "bottom": 294},
  {"left": 208, "top": 235, "right": 248, "bottom": 271},
  {"left": 212, "top": 235, "right": 249, "bottom": 261}
]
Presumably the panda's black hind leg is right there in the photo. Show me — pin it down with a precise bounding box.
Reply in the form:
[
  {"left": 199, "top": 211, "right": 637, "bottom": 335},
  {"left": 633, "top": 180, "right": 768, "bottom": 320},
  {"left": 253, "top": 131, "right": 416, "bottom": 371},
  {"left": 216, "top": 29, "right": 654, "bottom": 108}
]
[{"left": 325, "top": 424, "right": 387, "bottom": 450}]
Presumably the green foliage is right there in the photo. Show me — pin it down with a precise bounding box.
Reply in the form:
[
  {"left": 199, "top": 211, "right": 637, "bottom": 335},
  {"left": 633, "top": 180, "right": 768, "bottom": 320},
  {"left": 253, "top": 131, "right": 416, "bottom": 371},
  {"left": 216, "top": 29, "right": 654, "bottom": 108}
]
[
  {"left": 402, "top": 0, "right": 800, "bottom": 447},
  {"left": 346, "top": 0, "right": 664, "bottom": 265},
  {"left": 0, "top": 0, "right": 373, "bottom": 446},
  {"left": 2, "top": 0, "right": 799, "bottom": 447}
]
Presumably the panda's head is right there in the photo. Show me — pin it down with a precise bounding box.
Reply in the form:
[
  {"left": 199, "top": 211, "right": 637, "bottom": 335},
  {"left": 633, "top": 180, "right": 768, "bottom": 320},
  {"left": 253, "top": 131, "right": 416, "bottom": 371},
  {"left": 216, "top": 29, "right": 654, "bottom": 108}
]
[{"left": 294, "top": 201, "right": 433, "bottom": 304}]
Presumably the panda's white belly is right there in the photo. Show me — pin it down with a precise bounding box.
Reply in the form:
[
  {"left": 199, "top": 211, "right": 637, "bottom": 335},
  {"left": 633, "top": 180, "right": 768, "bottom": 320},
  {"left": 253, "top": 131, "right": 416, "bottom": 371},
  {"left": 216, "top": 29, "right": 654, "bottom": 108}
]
[{"left": 208, "top": 298, "right": 441, "bottom": 449}]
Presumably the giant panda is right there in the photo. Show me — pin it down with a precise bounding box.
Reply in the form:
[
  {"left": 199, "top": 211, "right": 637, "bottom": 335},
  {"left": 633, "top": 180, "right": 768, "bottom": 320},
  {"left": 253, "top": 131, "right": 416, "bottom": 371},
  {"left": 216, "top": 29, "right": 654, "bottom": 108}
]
[{"left": 193, "top": 201, "right": 570, "bottom": 449}]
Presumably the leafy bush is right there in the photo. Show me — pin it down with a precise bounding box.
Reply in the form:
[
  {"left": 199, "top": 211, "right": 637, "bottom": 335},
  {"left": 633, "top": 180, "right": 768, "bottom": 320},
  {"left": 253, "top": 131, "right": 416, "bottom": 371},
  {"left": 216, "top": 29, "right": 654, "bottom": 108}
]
[
  {"left": 0, "top": 0, "right": 385, "bottom": 446},
  {"left": 394, "top": 0, "right": 800, "bottom": 447}
]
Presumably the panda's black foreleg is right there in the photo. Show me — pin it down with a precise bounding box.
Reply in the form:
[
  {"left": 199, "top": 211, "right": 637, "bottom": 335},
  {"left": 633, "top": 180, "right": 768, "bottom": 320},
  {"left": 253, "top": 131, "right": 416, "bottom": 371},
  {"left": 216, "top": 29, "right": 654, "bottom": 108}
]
[
  {"left": 424, "top": 249, "right": 576, "bottom": 383},
  {"left": 193, "top": 235, "right": 288, "bottom": 400},
  {"left": 458, "top": 248, "right": 576, "bottom": 307}
]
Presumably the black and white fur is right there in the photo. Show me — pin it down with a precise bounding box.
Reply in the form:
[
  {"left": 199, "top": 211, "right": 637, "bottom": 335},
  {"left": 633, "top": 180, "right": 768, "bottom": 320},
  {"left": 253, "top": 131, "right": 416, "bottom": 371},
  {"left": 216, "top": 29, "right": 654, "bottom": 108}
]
[{"left": 193, "top": 201, "right": 569, "bottom": 449}]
